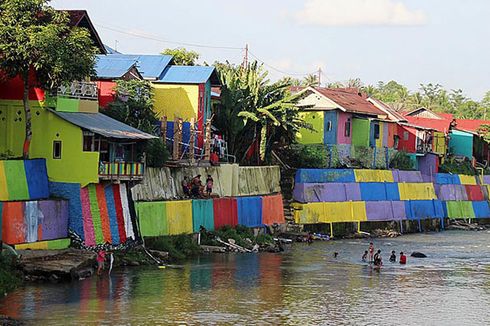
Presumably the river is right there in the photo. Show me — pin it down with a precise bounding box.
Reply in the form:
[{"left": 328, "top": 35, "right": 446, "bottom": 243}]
[{"left": 1, "top": 230, "right": 490, "bottom": 325}]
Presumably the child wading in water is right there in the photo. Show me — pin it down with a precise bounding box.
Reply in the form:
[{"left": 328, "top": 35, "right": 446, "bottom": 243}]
[
  {"left": 97, "top": 250, "right": 106, "bottom": 276},
  {"left": 368, "top": 242, "right": 374, "bottom": 263}
]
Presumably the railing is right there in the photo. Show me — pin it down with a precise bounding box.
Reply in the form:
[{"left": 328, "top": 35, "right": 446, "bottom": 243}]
[
  {"left": 99, "top": 161, "right": 145, "bottom": 180},
  {"left": 57, "top": 81, "right": 98, "bottom": 100}
]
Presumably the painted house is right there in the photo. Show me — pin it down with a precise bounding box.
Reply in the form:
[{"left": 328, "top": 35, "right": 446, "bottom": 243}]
[
  {"left": 451, "top": 119, "right": 490, "bottom": 163},
  {"left": 95, "top": 55, "right": 143, "bottom": 108},
  {"left": 153, "top": 66, "right": 221, "bottom": 147},
  {"left": 0, "top": 11, "right": 156, "bottom": 186},
  {"left": 402, "top": 108, "right": 451, "bottom": 155},
  {"left": 295, "top": 87, "right": 392, "bottom": 148}
]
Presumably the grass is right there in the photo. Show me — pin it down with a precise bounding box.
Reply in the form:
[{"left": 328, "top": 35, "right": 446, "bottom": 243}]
[{"left": 144, "top": 235, "right": 201, "bottom": 261}]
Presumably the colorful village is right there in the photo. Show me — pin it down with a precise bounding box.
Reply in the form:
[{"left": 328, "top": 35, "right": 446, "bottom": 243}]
[{"left": 2, "top": 4, "right": 490, "bottom": 318}]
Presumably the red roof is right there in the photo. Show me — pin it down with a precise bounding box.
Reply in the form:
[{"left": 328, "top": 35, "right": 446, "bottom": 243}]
[
  {"left": 314, "top": 87, "right": 385, "bottom": 116},
  {"left": 455, "top": 119, "right": 490, "bottom": 133},
  {"left": 405, "top": 116, "right": 452, "bottom": 133}
]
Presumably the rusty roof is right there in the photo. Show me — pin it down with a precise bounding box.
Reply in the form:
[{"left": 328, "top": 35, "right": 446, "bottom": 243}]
[{"left": 314, "top": 87, "right": 386, "bottom": 116}]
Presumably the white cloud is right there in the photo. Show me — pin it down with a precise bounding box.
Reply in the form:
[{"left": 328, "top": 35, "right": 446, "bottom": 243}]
[{"left": 295, "top": 0, "right": 427, "bottom": 27}]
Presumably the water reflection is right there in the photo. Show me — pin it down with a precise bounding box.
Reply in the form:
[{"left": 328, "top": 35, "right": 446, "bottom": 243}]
[{"left": 1, "top": 231, "right": 490, "bottom": 325}]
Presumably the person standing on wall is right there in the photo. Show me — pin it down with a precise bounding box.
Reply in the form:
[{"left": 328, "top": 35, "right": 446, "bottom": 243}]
[{"left": 206, "top": 174, "right": 214, "bottom": 198}]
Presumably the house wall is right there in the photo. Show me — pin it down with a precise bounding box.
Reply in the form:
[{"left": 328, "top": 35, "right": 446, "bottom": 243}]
[
  {"left": 351, "top": 118, "right": 370, "bottom": 147},
  {"left": 0, "top": 159, "right": 49, "bottom": 201},
  {"left": 323, "top": 111, "right": 338, "bottom": 145},
  {"left": 397, "top": 125, "right": 417, "bottom": 153},
  {"left": 152, "top": 83, "right": 199, "bottom": 122},
  {"left": 0, "top": 101, "right": 99, "bottom": 185},
  {"left": 449, "top": 130, "right": 473, "bottom": 158},
  {"left": 297, "top": 111, "right": 324, "bottom": 144},
  {"left": 336, "top": 112, "right": 352, "bottom": 145},
  {"left": 97, "top": 80, "right": 117, "bottom": 108}
]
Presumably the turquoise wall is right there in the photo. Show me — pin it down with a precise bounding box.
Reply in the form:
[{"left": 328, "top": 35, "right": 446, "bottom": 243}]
[{"left": 449, "top": 130, "right": 473, "bottom": 159}]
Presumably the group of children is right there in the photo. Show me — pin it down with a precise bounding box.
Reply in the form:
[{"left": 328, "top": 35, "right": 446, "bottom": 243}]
[
  {"left": 362, "top": 242, "right": 407, "bottom": 267},
  {"left": 181, "top": 174, "right": 214, "bottom": 198}
]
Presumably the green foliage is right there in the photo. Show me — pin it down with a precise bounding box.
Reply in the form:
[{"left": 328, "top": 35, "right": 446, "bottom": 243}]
[
  {"left": 214, "top": 61, "right": 308, "bottom": 164},
  {"left": 0, "top": 253, "right": 21, "bottom": 295},
  {"left": 145, "top": 235, "right": 200, "bottom": 261},
  {"left": 103, "top": 80, "right": 157, "bottom": 134},
  {"left": 161, "top": 47, "right": 199, "bottom": 66},
  {"left": 0, "top": 0, "right": 97, "bottom": 157},
  {"left": 389, "top": 151, "right": 414, "bottom": 170},
  {"left": 103, "top": 80, "right": 169, "bottom": 167},
  {"left": 286, "top": 144, "right": 327, "bottom": 168},
  {"left": 145, "top": 138, "right": 168, "bottom": 168},
  {"left": 439, "top": 156, "right": 476, "bottom": 175},
  {"left": 477, "top": 124, "right": 490, "bottom": 143},
  {"left": 200, "top": 225, "right": 275, "bottom": 249}
]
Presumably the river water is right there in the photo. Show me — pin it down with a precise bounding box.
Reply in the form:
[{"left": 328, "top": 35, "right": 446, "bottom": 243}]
[{"left": 1, "top": 230, "right": 490, "bottom": 325}]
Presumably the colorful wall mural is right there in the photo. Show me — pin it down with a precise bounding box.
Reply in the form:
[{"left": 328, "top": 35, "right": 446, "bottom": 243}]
[
  {"left": 49, "top": 182, "right": 135, "bottom": 246},
  {"left": 0, "top": 200, "right": 68, "bottom": 245},
  {"left": 0, "top": 159, "right": 49, "bottom": 201},
  {"left": 135, "top": 194, "right": 285, "bottom": 237},
  {"left": 293, "top": 168, "right": 490, "bottom": 226}
]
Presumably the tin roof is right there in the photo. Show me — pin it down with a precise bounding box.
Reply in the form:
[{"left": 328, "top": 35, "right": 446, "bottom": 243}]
[
  {"left": 105, "top": 54, "right": 173, "bottom": 79},
  {"left": 367, "top": 97, "right": 407, "bottom": 122},
  {"left": 454, "top": 119, "right": 490, "bottom": 133},
  {"left": 156, "top": 66, "right": 220, "bottom": 85},
  {"left": 64, "top": 10, "right": 106, "bottom": 54},
  {"left": 95, "top": 55, "right": 141, "bottom": 79},
  {"left": 50, "top": 110, "right": 157, "bottom": 140}
]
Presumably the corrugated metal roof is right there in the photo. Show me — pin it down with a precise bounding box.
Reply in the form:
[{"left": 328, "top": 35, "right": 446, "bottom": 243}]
[
  {"left": 314, "top": 87, "right": 386, "bottom": 116},
  {"left": 107, "top": 54, "right": 172, "bottom": 79},
  {"left": 367, "top": 97, "right": 407, "bottom": 122},
  {"left": 50, "top": 110, "right": 157, "bottom": 140},
  {"left": 95, "top": 55, "right": 138, "bottom": 79},
  {"left": 156, "top": 65, "right": 218, "bottom": 84}
]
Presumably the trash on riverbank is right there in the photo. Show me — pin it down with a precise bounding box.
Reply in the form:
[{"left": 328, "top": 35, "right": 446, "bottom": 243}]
[{"left": 446, "top": 220, "right": 487, "bottom": 231}]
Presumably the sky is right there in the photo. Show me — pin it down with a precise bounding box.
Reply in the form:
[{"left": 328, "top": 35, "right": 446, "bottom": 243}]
[{"left": 51, "top": 0, "right": 490, "bottom": 100}]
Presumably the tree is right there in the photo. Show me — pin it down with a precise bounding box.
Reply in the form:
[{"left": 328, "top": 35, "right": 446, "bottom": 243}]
[
  {"left": 303, "top": 74, "right": 319, "bottom": 87},
  {"left": 0, "top": 0, "right": 97, "bottom": 158},
  {"left": 214, "top": 62, "right": 307, "bottom": 164},
  {"left": 103, "top": 79, "right": 168, "bottom": 166},
  {"left": 161, "top": 47, "right": 199, "bottom": 66}
]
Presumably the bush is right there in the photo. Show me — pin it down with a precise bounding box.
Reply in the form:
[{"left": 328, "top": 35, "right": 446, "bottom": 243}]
[
  {"left": 287, "top": 144, "right": 327, "bottom": 168},
  {"left": 145, "top": 235, "right": 200, "bottom": 261},
  {"left": 389, "top": 151, "right": 414, "bottom": 170},
  {"left": 0, "top": 253, "right": 21, "bottom": 295},
  {"left": 145, "top": 138, "right": 169, "bottom": 168},
  {"left": 439, "top": 156, "right": 475, "bottom": 175}
]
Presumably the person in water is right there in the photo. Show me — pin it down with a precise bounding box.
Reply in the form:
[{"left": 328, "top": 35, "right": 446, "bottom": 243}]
[
  {"left": 399, "top": 252, "right": 407, "bottom": 265},
  {"left": 389, "top": 250, "right": 396, "bottom": 263},
  {"left": 96, "top": 250, "right": 106, "bottom": 276},
  {"left": 373, "top": 249, "right": 382, "bottom": 266},
  {"left": 362, "top": 250, "right": 368, "bottom": 262},
  {"left": 368, "top": 242, "right": 375, "bottom": 263},
  {"left": 334, "top": 252, "right": 338, "bottom": 258}
]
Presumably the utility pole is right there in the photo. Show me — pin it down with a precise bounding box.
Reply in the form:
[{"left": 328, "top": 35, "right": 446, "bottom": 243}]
[
  {"left": 242, "top": 44, "right": 249, "bottom": 68},
  {"left": 317, "top": 67, "right": 322, "bottom": 87}
]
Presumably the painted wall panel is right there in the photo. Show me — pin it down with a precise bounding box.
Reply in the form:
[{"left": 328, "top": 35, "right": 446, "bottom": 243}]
[
  {"left": 465, "top": 185, "right": 485, "bottom": 201},
  {"left": 166, "top": 200, "right": 193, "bottom": 235},
  {"left": 135, "top": 201, "right": 167, "bottom": 237},
  {"left": 297, "top": 111, "right": 324, "bottom": 144},
  {"left": 445, "top": 201, "right": 475, "bottom": 219},
  {"left": 3, "top": 160, "right": 29, "bottom": 200},
  {"left": 449, "top": 130, "right": 473, "bottom": 159},
  {"left": 435, "top": 173, "right": 461, "bottom": 185},
  {"left": 336, "top": 112, "right": 352, "bottom": 145},
  {"left": 405, "top": 200, "right": 444, "bottom": 220},
  {"left": 293, "top": 202, "right": 323, "bottom": 224},
  {"left": 472, "top": 201, "right": 490, "bottom": 219},
  {"left": 323, "top": 111, "right": 338, "bottom": 145},
  {"left": 192, "top": 199, "right": 214, "bottom": 232},
  {"left": 392, "top": 170, "right": 423, "bottom": 183},
  {"left": 237, "top": 197, "right": 263, "bottom": 227},
  {"left": 398, "top": 183, "right": 437, "bottom": 200},
  {"left": 261, "top": 194, "right": 285, "bottom": 225},
  {"left": 365, "top": 201, "right": 406, "bottom": 221},
  {"left": 295, "top": 169, "right": 356, "bottom": 183},
  {"left": 213, "top": 197, "right": 238, "bottom": 229},
  {"left": 23, "top": 159, "right": 49, "bottom": 200},
  {"left": 435, "top": 184, "right": 468, "bottom": 201},
  {"left": 360, "top": 183, "right": 400, "bottom": 201},
  {"left": 293, "top": 183, "right": 361, "bottom": 202},
  {"left": 354, "top": 169, "right": 394, "bottom": 182},
  {"left": 459, "top": 175, "right": 477, "bottom": 185},
  {"left": 1, "top": 200, "right": 68, "bottom": 245},
  {"left": 352, "top": 118, "right": 370, "bottom": 147}
]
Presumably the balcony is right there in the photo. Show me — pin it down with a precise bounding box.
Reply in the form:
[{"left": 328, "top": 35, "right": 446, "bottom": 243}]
[
  {"left": 46, "top": 81, "right": 99, "bottom": 113},
  {"left": 99, "top": 161, "right": 145, "bottom": 181}
]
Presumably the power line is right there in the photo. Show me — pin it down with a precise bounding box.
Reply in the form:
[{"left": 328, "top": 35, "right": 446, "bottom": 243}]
[{"left": 95, "top": 23, "right": 245, "bottom": 50}]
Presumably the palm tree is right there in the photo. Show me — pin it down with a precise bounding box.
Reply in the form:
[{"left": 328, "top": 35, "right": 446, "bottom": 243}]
[{"left": 303, "top": 74, "right": 319, "bottom": 87}]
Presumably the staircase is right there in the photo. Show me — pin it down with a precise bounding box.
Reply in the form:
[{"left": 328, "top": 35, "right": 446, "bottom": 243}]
[{"left": 280, "top": 167, "right": 297, "bottom": 223}]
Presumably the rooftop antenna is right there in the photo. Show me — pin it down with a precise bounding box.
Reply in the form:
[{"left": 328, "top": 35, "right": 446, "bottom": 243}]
[
  {"left": 242, "top": 44, "right": 248, "bottom": 68},
  {"left": 317, "top": 67, "right": 322, "bottom": 87},
  {"left": 115, "top": 40, "right": 119, "bottom": 52}
]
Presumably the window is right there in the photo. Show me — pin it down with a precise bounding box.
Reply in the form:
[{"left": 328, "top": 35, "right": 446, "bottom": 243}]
[
  {"left": 403, "top": 131, "right": 409, "bottom": 141},
  {"left": 83, "top": 132, "right": 95, "bottom": 152},
  {"left": 344, "top": 119, "right": 351, "bottom": 137},
  {"left": 394, "top": 135, "right": 400, "bottom": 148},
  {"left": 326, "top": 121, "right": 332, "bottom": 131},
  {"left": 53, "top": 141, "right": 62, "bottom": 159},
  {"left": 374, "top": 123, "right": 380, "bottom": 139}
]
